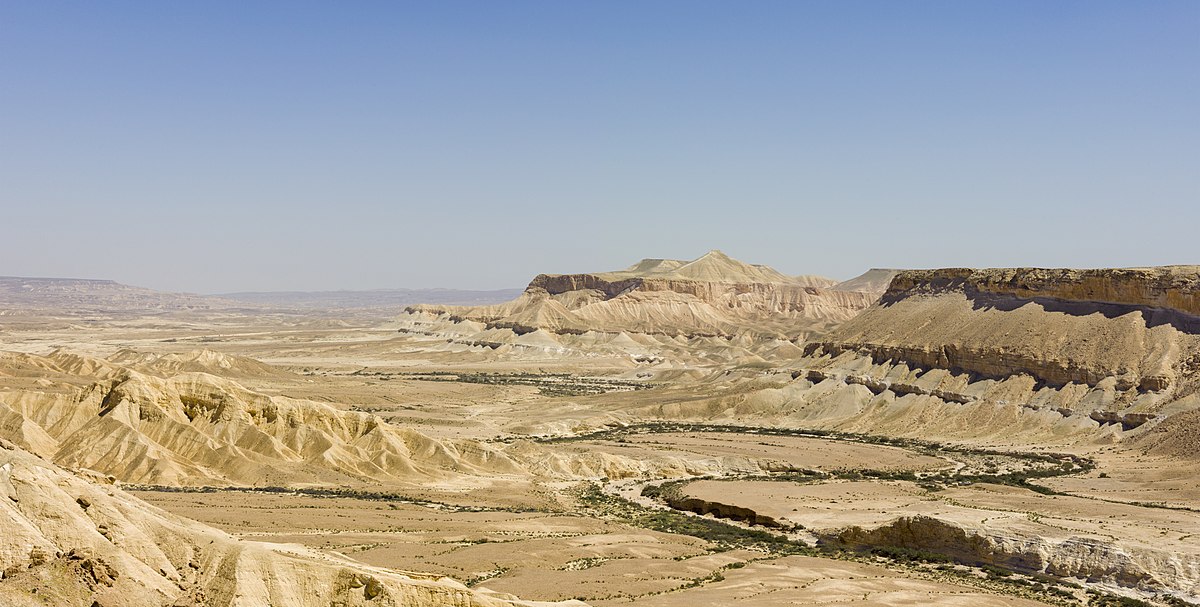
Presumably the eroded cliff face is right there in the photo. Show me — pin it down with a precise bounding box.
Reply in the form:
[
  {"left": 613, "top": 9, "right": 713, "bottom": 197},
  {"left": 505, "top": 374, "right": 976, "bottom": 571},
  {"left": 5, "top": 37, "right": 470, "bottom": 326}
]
[
  {"left": 886, "top": 267, "right": 1200, "bottom": 317},
  {"left": 807, "top": 267, "right": 1200, "bottom": 400},
  {"left": 598, "top": 266, "right": 1198, "bottom": 448},
  {"left": 527, "top": 274, "right": 643, "bottom": 299}
]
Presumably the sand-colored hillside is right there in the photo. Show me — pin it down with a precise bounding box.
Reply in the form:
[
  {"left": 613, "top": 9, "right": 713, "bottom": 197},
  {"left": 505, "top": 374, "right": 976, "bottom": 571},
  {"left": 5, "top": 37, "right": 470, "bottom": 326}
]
[
  {"left": 0, "top": 349, "right": 531, "bottom": 487},
  {"left": 0, "top": 439, "right": 575, "bottom": 607}
]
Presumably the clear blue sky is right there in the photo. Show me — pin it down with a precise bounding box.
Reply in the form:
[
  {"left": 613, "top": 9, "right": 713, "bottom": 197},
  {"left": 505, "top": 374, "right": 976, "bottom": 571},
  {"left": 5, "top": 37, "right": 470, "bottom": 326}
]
[{"left": 2, "top": 1, "right": 1197, "bottom": 292}]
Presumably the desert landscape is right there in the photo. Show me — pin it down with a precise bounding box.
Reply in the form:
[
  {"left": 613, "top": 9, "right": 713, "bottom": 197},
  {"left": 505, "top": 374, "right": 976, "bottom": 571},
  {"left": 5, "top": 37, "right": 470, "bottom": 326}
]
[
  {"left": 2, "top": 252, "right": 1199, "bottom": 607},
  {"left": 5, "top": 3, "right": 1194, "bottom": 605}
]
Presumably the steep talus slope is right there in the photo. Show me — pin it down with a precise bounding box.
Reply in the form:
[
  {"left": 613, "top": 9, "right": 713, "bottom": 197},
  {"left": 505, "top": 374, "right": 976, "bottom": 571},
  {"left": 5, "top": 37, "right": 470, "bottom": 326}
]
[
  {"left": 1131, "top": 396, "right": 1200, "bottom": 459},
  {"left": 405, "top": 251, "right": 877, "bottom": 349},
  {"left": 589, "top": 249, "right": 834, "bottom": 286},
  {"left": 0, "top": 439, "right": 575, "bottom": 607}
]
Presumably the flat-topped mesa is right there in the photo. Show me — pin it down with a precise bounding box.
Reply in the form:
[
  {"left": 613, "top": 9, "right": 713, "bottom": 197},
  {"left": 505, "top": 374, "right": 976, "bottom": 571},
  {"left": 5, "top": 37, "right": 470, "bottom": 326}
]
[
  {"left": 407, "top": 251, "right": 878, "bottom": 340},
  {"left": 527, "top": 273, "right": 644, "bottom": 299},
  {"left": 528, "top": 272, "right": 835, "bottom": 303},
  {"left": 806, "top": 266, "right": 1200, "bottom": 400},
  {"left": 0, "top": 275, "right": 244, "bottom": 314},
  {"left": 884, "top": 266, "right": 1200, "bottom": 316}
]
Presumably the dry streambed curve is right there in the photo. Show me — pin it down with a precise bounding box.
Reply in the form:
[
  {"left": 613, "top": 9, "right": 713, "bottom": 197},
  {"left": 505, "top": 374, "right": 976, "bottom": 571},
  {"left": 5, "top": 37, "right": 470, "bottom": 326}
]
[{"left": 571, "top": 425, "right": 1197, "bottom": 606}]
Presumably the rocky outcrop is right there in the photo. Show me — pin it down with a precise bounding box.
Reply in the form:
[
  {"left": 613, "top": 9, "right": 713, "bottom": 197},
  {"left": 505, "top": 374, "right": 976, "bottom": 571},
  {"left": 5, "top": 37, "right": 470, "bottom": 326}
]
[
  {"left": 662, "top": 495, "right": 787, "bottom": 528},
  {"left": 885, "top": 267, "right": 1200, "bottom": 317},
  {"left": 823, "top": 515, "right": 1200, "bottom": 601},
  {"left": 526, "top": 274, "right": 644, "bottom": 299},
  {"left": 804, "top": 341, "right": 1174, "bottom": 392}
]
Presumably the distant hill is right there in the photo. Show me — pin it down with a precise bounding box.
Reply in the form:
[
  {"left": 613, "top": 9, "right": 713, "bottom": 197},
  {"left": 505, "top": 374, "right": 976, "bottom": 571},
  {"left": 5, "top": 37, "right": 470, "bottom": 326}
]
[
  {"left": 218, "top": 288, "right": 523, "bottom": 309},
  {"left": 407, "top": 250, "right": 875, "bottom": 340},
  {"left": 0, "top": 276, "right": 238, "bottom": 315},
  {"left": 831, "top": 269, "right": 902, "bottom": 295},
  {"left": 0, "top": 276, "right": 521, "bottom": 316},
  {"left": 597, "top": 250, "right": 837, "bottom": 287}
]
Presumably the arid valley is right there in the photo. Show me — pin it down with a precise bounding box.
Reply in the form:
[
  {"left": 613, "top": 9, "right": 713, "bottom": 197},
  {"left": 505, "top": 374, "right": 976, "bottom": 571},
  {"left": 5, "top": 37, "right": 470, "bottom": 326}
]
[
  {"left": 5, "top": 2, "right": 1196, "bottom": 605},
  {"left": 2, "top": 252, "right": 1199, "bottom": 607}
]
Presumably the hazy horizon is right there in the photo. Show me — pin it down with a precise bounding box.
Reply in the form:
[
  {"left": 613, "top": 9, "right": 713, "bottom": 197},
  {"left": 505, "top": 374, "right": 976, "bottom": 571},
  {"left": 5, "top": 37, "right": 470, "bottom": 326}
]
[{"left": 3, "top": 2, "right": 1197, "bottom": 293}]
